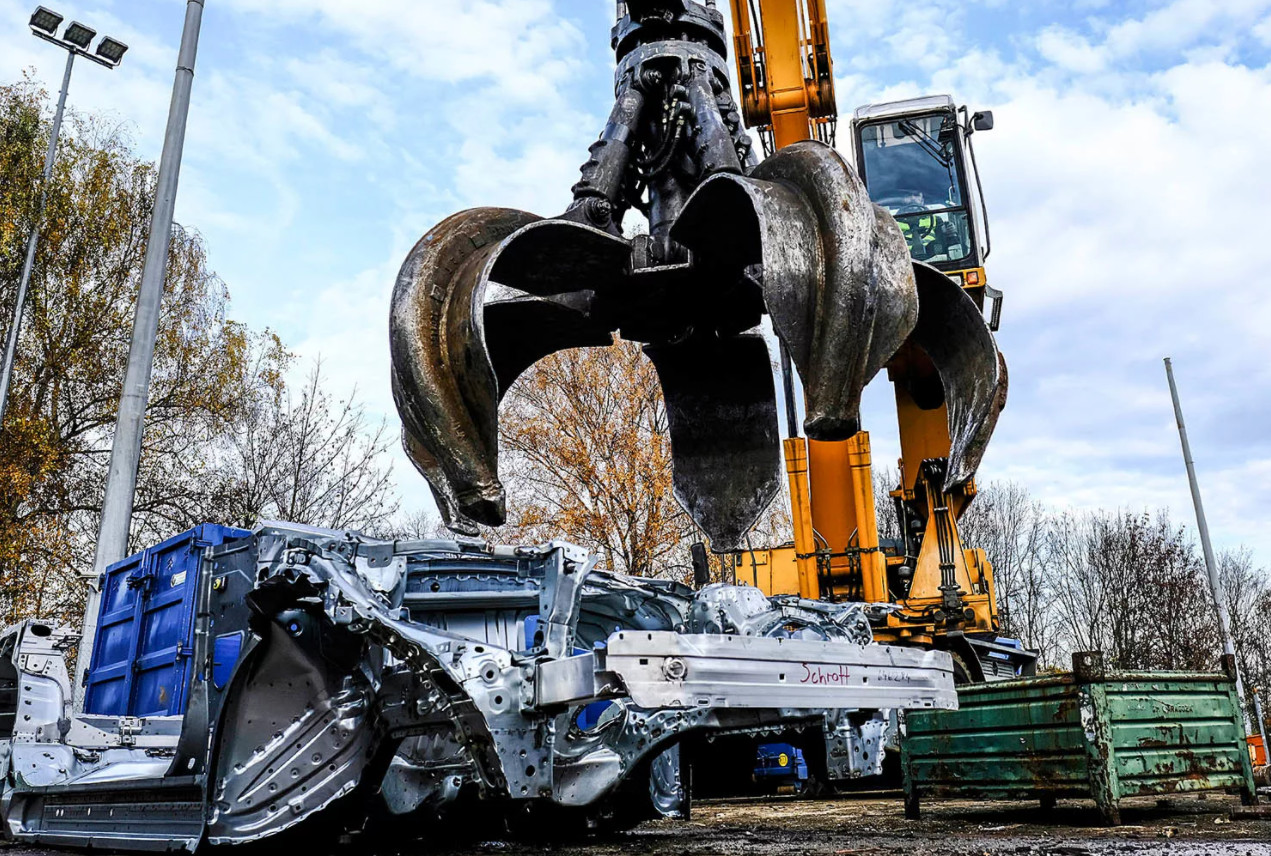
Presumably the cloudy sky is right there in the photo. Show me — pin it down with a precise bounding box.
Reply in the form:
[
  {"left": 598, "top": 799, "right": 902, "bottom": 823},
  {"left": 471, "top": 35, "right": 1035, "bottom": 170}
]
[{"left": 2, "top": 0, "right": 1268, "bottom": 567}]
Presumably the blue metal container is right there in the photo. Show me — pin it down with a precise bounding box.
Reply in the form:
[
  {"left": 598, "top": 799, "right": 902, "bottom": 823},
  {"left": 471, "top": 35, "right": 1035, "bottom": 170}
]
[
  {"left": 754, "top": 742, "right": 809, "bottom": 788},
  {"left": 84, "top": 524, "right": 250, "bottom": 717}
]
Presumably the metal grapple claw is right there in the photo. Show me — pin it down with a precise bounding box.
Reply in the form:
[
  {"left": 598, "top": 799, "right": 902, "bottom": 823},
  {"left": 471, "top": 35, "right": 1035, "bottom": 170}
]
[
  {"left": 486, "top": 219, "right": 630, "bottom": 298},
  {"left": 389, "top": 1, "right": 1006, "bottom": 549},
  {"left": 646, "top": 335, "right": 781, "bottom": 550},
  {"left": 673, "top": 141, "right": 918, "bottom": 441},
  {"left": 905, "top": 263, "right": 1009, "bottom": 489},
  {"left": 390, "top": 208, "right": 611, "bottom": 533}
]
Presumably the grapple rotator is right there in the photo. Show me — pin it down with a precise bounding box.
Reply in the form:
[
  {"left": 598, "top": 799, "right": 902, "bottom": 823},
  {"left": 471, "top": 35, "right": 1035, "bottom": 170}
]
[{"left": 390, "top": 0, "right": 1006, "bottom": 551}]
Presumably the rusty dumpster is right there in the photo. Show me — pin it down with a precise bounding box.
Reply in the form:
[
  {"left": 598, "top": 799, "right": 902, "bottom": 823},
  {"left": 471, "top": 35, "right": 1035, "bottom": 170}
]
[{"left": 902, "top": 651, "right": 1258, "bottom": 824}]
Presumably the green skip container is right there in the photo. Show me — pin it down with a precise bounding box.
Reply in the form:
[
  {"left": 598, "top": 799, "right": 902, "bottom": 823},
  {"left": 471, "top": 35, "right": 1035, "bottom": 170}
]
[{"left": 902, "top": 652, "right": 1258, "bottom": 824}]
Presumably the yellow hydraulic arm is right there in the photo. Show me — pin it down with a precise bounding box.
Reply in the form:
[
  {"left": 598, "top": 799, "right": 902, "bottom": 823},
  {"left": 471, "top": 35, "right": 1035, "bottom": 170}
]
[
  {"left": 729, "top": 0, "right": 851, "bottom": 601},
  {"left": 730, "top": 0, "right": 836, "bottom": 152},
  {"left": 730, "top": 0, "right": 888, "bottom": 607}
]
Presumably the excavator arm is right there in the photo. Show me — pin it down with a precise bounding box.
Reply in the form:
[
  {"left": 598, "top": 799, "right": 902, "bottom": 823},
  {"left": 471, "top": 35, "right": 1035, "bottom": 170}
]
[
  {"left": 730, "top": 0, "right": 836, "bottom": 152},
  {"left": 389, "top": 0, "right": 1009, "bottom": 670}
]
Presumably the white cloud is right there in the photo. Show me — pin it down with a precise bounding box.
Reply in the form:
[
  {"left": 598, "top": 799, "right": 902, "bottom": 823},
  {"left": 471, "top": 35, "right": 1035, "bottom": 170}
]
[
  {"left": 1103, "top": 0, "right": 1271, "bottom": 59},
  {"left": 281, "top": 53, "right": 397, "bottom": 129},
  {"left": 1029, "top": 0, "right": 1271, "bottom": 79},
  {"left": 838, "top": 3, "right": 1271, "bottom": 568},
  {"left": 1257, "top": 17, "right": 1271, "bottom": 46},
  {"left": 1035, "top": 26, "right": 1107, "bottom": 74},
  {"left": 220, "top": 0, "right": 588, "bottom": 105},
  {"left": 826, "top": 0, "right": 965, "bottom": 73}
]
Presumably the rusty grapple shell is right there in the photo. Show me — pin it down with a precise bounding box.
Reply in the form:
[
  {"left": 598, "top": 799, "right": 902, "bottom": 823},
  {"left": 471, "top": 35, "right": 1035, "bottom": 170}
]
[
  {"left": 389, "top": 208, "right": 612, "bottom": 535},
  {"left": 390, "top": 142, "right": 1005, "bottom": 547}
]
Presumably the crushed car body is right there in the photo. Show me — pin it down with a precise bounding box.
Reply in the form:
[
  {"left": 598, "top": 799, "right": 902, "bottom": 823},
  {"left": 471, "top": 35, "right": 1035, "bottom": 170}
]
[{"left": 0, "top": 522, "right": 954, "bottom": 850}]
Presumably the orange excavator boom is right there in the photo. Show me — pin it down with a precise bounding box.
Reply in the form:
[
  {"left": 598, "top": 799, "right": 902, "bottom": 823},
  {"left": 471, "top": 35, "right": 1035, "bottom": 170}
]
[
  {"left": 724, "top": 0, "right": 1028, "bottom": 681},
  {"left": 730, "top": 0, "right": 837, "bottom": 152}
]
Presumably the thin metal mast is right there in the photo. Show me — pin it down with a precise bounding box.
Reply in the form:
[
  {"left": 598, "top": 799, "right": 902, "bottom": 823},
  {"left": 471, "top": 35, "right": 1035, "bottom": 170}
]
[{"left": 1165, "top": 357, "right": 1252, "bottom": 733}]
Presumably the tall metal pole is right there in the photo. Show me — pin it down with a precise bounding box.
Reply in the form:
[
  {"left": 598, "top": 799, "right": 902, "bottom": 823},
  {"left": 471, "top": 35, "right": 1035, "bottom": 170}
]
[
  {"left": 0, "top": 49, "right": 75, "bottom": 425},
  {"left": 77, "top": 0, "right": 205, "bottom": 703},
  {"left": 1164, "top": 357, "right": 1251, "bottom": 732}
]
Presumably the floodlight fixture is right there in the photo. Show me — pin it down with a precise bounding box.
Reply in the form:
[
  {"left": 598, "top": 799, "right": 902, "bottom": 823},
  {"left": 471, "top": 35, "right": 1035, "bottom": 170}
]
[
  {"left": 28, "top": 6, "right": 63, "bottom": 34},
  {"left": 27, "top": 6, "right": 127, "bottom": 69},
  {"left": 95, "top": 36, "right": 128, "bottom": 65},
  {"left": 62, "top": 21, "right": 95, "bottom": 49}
]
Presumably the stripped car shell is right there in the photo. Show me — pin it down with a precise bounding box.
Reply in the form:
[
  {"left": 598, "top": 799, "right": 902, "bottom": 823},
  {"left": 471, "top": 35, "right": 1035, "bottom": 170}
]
[{"left": 0, "top": 523, "right": 954, "bottom": 850}]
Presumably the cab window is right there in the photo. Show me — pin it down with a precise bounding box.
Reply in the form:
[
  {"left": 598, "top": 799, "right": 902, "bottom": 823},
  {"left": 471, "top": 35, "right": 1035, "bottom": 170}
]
[{"left": 859, "top": 115, "right": 971, "bottom": 265}]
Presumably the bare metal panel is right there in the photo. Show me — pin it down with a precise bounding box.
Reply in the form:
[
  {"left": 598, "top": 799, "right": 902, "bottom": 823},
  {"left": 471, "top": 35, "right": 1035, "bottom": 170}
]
[{"left": 605, "top": 632, "right": 955, "bottom": 710}]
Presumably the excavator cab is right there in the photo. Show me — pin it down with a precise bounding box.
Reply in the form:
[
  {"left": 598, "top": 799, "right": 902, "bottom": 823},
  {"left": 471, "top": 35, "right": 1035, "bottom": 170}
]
[{"left": 851, "top": 96, "right": 999, "bottom": 327}]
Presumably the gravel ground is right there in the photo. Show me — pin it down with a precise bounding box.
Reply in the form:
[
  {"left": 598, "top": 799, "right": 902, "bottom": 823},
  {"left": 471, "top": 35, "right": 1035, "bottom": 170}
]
[
  {"left": 451, "top": 792, "right": 1271, "bottom": 856},
  {"left": 1, "top": 792, "right": 1268, "bottom": 855}
]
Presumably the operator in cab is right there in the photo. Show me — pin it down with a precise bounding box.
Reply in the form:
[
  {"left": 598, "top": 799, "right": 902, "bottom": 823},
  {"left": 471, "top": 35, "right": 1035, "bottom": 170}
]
[{"left": 858, "top": 117, "right": 971, "bottom": 265}]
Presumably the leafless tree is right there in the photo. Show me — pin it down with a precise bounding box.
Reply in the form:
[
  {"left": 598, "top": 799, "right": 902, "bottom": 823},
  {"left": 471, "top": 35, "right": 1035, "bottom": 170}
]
[
  {"left": 211, "top": 361, "right": 399, "bottom": 532},
  {"left": 960, "top": 482, "right": 1059, "bottom": 667},
  {"left": 874, "top": 467, "right": 901, "bottom": 542},
  {"left": 1219, "top": 548, "right": 1271, "bottom": 726},
  {"left": 1048, "top": 509, "right": 1219, "bottom": 671},
  {"left": 378, "top": 508, "right": 444, "bottom": 541}
]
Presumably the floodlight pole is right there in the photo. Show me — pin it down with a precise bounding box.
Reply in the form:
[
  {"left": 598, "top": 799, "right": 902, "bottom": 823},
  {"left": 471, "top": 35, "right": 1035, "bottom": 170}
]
[
  {"left": 1164, "top": 357, "right": 1252, "bottom": 734},
  {"left": 0, "top": 49, "right": 74, "bottom": 426},
  {"left": 77, "top": 0, "right": 205, "bottom": 704}
]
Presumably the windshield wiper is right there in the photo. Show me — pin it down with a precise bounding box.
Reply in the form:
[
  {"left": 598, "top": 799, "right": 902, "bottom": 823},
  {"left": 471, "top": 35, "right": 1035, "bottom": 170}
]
[{"left": 898, "top": 120, "right": 952, "bottom": 169}]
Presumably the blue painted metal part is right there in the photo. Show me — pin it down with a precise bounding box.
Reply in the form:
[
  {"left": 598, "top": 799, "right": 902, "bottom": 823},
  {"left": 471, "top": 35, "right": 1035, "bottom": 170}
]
[
  {"left": 84, "top": 524, "right": 250, "bottom": 717},
  {"left": 523, "top": 614, "right": 544, "bottom": 650},
  {"left": 212, "top": 632, "right": 244, "bottom": 690},
  {"left": 525, "top": 614, "right": 614, "bottom": 729},
  {"left": 576, "top": 700, "right": 611, "bottom": 730},
  {"left": 988, "top": 636, "right": 1024, "bottom": 669},
  {"left": 754, "top": 742, "right": 808, "bottom": 784}
]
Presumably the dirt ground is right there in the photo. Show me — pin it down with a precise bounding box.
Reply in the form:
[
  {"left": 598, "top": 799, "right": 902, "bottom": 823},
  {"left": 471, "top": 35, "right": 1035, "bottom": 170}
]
[
  {"left": 447, "top": 792, "right": 1271, "bottom": 856},
  {"left": 2, "top": 792, "right": 1269, "bottom": 855}
]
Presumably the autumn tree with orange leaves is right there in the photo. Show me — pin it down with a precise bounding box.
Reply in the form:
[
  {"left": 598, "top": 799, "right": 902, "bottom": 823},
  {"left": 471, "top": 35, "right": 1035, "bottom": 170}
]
[
  {"left": 497, "top": 340, "right": 695, "bottom": 577},
  {"left": 0, "top": 77, "right": 282, "bottom": 622},
  {"left": 496, "top": 339, "right": 792, "bottom": 582}
]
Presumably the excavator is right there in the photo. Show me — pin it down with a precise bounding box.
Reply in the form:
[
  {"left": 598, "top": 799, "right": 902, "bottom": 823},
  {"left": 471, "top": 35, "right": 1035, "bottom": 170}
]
[
  {"left": 382, "top": 0, "right": 1031, "bottom": 800},
  {"left": 389, "top": 0, "right": 1023, "bottom": 686},
  {"left": 723, "top": 0, "right": 1034, "bottom": 683}
]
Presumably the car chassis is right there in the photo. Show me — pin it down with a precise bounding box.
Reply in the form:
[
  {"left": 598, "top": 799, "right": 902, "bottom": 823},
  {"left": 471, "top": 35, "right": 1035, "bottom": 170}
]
[{"left": 0, "top": 523, "right": 954, "bottom": 850}]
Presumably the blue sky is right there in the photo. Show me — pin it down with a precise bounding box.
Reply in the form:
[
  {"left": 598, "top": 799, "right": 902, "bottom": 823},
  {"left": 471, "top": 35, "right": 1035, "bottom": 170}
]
[{"left": 3, "top": 0, "right": 1270, "bottom": 568}]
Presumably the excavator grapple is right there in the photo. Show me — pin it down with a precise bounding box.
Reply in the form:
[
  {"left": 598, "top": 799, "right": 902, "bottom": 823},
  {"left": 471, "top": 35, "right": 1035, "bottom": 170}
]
[{"left": 390, "top": 0, "right": 1005, "bottom": 550}]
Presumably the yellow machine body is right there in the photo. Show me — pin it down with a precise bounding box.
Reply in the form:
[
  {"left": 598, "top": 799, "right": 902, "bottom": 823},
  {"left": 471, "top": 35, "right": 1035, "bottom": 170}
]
[
  {"left": 730, "top": 0, "right": 835, "bottom": 151},
  {"left": 727, "top": 0, "right": 1003, "bottom": 655}
]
